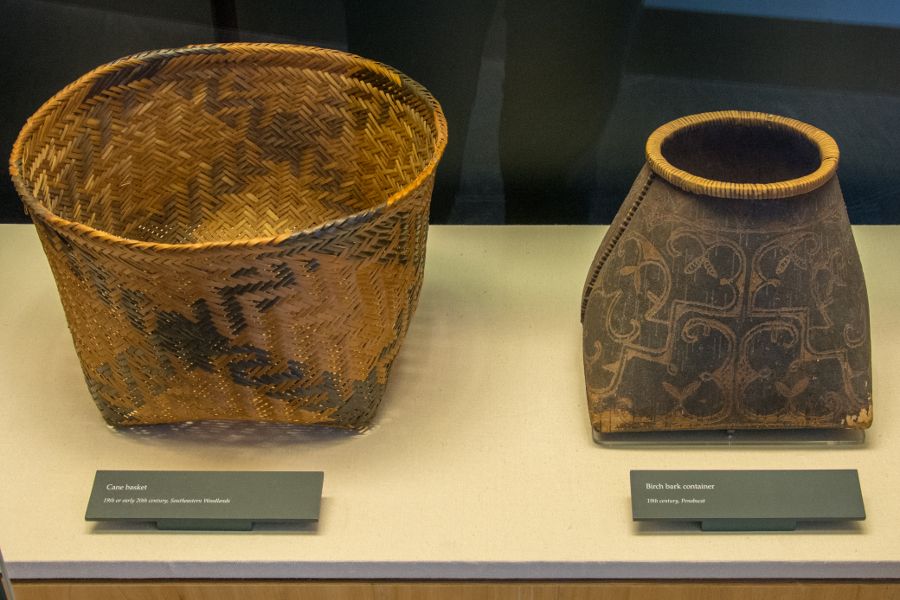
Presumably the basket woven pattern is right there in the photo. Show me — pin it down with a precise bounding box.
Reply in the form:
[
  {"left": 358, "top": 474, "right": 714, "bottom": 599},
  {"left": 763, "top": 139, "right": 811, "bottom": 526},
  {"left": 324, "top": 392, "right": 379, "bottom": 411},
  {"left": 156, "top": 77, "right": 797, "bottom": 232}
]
[{"left": 10, "top": 44, "right": 447, "bottom": 428}]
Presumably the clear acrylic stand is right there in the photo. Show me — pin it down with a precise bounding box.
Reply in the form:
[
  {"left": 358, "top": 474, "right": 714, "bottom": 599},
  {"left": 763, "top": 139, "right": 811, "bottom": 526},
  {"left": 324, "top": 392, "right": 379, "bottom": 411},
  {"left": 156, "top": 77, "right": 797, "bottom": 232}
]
[{"left": 594, "top": 427, "right": 865, "bottom": 447}]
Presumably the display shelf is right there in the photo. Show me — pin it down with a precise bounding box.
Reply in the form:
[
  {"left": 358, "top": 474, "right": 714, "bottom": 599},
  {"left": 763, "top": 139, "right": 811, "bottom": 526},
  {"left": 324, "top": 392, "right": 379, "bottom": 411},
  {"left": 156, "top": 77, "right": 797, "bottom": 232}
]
[
  {"left": 8, "top": 580, "right": 900, "bottom": 600},
  {"left": 1, "top": 225, "right": 899, "bottom": 590}
]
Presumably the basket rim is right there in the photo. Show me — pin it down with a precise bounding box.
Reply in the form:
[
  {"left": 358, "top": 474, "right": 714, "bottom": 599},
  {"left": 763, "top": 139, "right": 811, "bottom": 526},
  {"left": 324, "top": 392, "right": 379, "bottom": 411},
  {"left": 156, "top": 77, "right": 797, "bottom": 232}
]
[
  {"left": 645, "top": 110, "right": 839, "bottom": 200},
  {"left": 9, "top": 42, "right": 448, "bottom": 253}
]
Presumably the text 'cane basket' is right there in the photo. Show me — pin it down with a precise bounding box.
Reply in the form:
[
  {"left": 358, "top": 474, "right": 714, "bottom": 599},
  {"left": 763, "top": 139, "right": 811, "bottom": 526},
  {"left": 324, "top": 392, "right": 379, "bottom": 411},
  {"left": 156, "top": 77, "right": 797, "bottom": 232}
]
[
  {"left": 582, "top": 111, "right": 871, "bottom": 435},
  {"left": 10, "top": 44, "right": 447, "bottom": 429}
]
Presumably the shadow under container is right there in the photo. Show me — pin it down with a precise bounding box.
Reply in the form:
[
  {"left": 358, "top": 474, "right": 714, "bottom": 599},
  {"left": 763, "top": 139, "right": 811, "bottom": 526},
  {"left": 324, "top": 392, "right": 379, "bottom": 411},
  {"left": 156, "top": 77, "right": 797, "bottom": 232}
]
[
  {"left": 10, "top": 43, "right": 447, "bottom": 429},
  {"left": 582, "top": 111, "right": 871, "bottom": 434}
]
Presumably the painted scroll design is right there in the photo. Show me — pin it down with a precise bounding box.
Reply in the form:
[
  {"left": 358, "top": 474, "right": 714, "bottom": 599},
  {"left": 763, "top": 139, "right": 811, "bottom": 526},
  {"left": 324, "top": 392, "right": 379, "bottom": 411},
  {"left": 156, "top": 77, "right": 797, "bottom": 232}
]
[{"left": 584, "top": 190, "right": 870, "bottom": 432}]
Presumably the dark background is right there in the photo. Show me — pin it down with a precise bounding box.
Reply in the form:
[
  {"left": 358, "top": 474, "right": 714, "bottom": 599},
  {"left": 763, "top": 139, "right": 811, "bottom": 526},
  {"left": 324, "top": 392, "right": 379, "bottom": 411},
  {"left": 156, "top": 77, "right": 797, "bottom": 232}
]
[{"left": 3, "top": 0, "right": 900, "bottom": 224}]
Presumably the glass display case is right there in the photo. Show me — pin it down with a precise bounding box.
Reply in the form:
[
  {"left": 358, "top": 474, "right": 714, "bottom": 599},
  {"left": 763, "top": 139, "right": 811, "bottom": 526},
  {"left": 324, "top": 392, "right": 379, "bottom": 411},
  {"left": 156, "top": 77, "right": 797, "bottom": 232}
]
[{"left": 1, "top": 1, "right": 899, "bottom": 598}]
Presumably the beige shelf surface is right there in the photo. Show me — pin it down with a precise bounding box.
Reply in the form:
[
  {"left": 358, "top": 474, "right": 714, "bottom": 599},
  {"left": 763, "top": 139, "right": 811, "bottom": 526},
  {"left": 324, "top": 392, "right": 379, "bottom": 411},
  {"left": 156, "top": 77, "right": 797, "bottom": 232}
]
[{"left": 0, "top": 224, "right": 899, "bottom": 580}]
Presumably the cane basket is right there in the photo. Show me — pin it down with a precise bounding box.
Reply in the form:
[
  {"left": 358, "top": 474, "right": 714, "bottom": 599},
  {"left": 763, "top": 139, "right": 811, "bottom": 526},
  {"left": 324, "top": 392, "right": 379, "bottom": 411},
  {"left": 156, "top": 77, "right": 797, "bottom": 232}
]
[{"left": 9, "top": 43, "right": 447, "bottom": 428}]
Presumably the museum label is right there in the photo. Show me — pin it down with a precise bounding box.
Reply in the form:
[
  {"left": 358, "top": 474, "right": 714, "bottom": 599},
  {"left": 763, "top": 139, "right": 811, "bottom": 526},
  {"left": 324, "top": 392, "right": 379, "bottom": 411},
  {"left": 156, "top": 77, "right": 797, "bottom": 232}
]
[
  {"left": 86, "top": 470, "right": 323, "bottom": 530},
  {"left": 631, "top": 469, "right": 865, "bottom": 531}
]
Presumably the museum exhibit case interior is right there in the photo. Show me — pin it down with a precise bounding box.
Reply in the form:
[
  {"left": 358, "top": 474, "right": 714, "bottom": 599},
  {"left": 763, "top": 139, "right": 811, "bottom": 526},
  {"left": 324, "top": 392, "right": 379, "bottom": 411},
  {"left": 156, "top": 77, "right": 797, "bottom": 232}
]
[
  {"left": 2, "top": 224, "right": 900, "bottom": 598},
  {"left": 1, "top": 1, "right": 900, "bottom": 598}
]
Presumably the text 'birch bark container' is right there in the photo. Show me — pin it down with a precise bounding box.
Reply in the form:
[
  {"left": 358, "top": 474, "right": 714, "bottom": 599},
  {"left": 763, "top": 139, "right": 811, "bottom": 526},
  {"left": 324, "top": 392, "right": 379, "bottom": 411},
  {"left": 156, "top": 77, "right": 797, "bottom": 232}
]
[
  {"left": 582, "top": 111, "right": 871, "bottom": 434},
  {"left": 9, "top": 43, "right": 447, "bottom": 429}
]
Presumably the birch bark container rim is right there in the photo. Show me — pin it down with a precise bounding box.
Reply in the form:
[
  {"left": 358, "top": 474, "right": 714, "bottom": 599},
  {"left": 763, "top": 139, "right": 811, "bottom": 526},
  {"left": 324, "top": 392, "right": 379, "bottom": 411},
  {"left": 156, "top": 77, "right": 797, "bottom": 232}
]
[
  {"left": 9, "top": 42, "right": 448, "bottom": 253},
  {"left": 645, "top": 110, "right": 839, "bottom": 200}
]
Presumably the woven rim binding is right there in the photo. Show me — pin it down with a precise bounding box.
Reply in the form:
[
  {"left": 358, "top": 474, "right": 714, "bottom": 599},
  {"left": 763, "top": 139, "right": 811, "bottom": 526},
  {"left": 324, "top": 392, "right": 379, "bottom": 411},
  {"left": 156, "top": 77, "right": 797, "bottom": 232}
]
[
  {"left": 645, "top": 110, "right": 839, "bottom": 199},
  {"left": 9, "top": 43, "right": 448, "bottom": 253}
]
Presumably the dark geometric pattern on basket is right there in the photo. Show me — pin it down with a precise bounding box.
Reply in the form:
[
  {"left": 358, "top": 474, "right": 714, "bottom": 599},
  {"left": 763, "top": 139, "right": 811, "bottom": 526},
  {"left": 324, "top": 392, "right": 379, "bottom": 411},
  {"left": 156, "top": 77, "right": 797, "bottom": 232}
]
[
  {"left": 582, "top": 168, "right": 871, "bottom": 433},
  {"left": 10, "top": 44, "right": 446, "bottom": 428}
]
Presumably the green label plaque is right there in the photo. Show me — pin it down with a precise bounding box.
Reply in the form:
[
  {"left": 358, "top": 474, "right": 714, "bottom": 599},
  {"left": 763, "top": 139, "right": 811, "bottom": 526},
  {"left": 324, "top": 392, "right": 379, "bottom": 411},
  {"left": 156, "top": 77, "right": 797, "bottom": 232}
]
[
  {"left": 86, "top": 470, "right": 323, "bottom": 531},
  {"left": 631, "top": 470, "right": 865, "bottom": 531}
]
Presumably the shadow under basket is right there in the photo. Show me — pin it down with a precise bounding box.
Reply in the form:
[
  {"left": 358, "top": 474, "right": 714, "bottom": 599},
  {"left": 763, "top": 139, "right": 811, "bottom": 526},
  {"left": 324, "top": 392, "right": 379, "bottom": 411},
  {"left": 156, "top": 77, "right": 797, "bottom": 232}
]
[
  {"left": 9, "top": 43, "right": 447, "bottom": 429},
  {"left": 582, "top": 111, "right": 872, "bottom": 435}
]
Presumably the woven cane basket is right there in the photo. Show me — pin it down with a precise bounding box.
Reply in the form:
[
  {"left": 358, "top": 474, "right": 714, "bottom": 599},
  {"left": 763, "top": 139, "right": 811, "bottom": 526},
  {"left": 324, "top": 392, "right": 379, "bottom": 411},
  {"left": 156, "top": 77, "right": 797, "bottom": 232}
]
[{"left": 9, "top": 43, "right": 447, "bottom": 429}]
